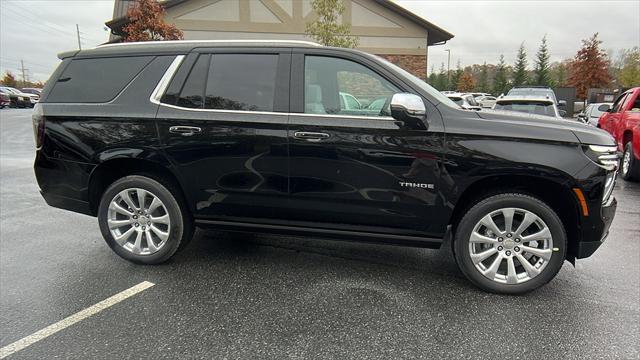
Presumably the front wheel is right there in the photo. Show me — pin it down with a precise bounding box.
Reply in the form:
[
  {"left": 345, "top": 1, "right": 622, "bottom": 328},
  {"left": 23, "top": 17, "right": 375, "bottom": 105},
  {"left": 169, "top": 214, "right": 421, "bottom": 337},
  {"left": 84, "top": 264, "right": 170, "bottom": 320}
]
[
  {"left": 98, "top": 175, "right": 193, "bottom": 264},
  {"left": 621, "top": 142, "right": 640, "bottom": 181},
  {"left": 453, "top": 193, "right": 566, "bottom": 294}
]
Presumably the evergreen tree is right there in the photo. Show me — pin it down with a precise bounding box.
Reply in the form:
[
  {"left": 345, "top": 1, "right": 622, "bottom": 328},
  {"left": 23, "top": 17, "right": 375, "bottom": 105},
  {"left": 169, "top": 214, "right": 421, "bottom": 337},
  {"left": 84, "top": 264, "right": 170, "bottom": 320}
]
[
  {"left": 434, "top": 62, "right": 448, "bottom": 90},
  {"left": 427, "top": 65, "right": 438, "bottom": 87},
  {"left": 533, "top": 35, "right": 551, "bottom": 86},
  {"left": 513, "top": 43, "right": 529, "bottom": 86},
  {"left": 450, "top": 60, "right": 463, "bottom": 91},
  {"left": 477, "top": 62, "right": 489, "bottom": 93},
  {"left": 493, "top": 55, "right": 509, "bottom": 95}
]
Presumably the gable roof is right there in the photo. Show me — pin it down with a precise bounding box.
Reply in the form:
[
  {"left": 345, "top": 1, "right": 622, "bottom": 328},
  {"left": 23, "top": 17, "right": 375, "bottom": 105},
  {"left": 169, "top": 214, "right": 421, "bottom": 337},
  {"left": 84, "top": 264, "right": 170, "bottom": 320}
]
[{"left": 106, "top": 0, "right": 454, "bottom": 45}]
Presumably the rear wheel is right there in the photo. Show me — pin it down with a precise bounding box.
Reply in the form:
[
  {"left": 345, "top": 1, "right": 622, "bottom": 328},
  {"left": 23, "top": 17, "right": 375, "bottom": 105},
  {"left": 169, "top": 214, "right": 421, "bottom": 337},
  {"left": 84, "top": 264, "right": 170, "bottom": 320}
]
[
  {"left": 98, "top": 175, "right": 193, "bottom": 264},
  {"left": 621, "top": 142, "right": 640, "bottom": 181},
  {"left": 453, "top": 193, "right": 566, "bottom": 294}
]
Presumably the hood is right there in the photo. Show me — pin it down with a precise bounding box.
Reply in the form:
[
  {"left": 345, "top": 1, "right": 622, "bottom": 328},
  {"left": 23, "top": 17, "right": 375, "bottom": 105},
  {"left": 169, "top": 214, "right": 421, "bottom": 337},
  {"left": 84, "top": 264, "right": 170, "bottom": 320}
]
[{"left": 476, "top": 109, "right": 615, "bottom": 146}]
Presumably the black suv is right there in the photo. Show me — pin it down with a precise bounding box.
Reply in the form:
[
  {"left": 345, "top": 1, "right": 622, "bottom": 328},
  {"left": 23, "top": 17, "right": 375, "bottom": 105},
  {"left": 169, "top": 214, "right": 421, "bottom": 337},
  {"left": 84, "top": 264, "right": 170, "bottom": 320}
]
[{"left": 34, "top": 41, "right": 618, "bottom": 294}]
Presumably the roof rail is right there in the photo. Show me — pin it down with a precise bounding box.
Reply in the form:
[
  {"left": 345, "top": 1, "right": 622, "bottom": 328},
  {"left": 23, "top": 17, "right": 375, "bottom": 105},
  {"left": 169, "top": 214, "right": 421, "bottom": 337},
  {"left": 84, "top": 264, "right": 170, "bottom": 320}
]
[{"left": 97, "top": 39, "right": 322, "bottom": 49}]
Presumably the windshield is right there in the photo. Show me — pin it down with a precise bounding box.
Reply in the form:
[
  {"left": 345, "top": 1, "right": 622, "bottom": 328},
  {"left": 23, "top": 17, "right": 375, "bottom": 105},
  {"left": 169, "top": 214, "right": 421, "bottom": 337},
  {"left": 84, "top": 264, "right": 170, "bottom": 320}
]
[
  {"left": 374, "top": 55, "right": 461, "bottom": 108},
  {"left": 494, "top": 101, "right": 557, "bottom": 117},
  {"left": 448, "top": 97, "right": 463, "bottom": 105}
]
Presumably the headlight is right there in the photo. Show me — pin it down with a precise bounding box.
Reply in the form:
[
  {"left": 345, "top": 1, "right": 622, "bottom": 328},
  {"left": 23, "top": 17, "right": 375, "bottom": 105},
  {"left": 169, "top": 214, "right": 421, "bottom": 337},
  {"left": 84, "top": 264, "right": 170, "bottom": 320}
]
[
  {"left": 602, "top": 171, "right": 616, "bottom": 204},
  {"left": 583, "top": 145, "right": 619, "bottom": 171}
]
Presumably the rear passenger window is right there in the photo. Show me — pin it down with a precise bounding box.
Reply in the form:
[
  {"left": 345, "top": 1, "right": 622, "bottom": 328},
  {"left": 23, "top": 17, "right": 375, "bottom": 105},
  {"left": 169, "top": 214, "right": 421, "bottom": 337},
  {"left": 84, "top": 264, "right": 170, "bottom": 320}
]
[
  {"left": 47, "top": 56, "right": 153, "bottom": 103},
  {"left": 205, "top": 54, "right": 277, "bottom": 111},
  {"left": 162, "top": 53, "right": 278, "bottom": 112},
  {"left": 176, "top": 55, "right": 209, "bottom": 109}
]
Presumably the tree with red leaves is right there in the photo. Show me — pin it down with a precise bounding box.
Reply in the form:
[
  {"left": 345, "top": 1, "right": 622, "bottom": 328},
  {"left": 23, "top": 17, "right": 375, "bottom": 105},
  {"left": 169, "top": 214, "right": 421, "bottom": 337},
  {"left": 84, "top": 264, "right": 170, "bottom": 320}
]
[
  {"left": 568, "top": 33, "right": 611, "bottom": 100},
  {"left": 122, "top": 0, "right": 183, "bottom": 42}
]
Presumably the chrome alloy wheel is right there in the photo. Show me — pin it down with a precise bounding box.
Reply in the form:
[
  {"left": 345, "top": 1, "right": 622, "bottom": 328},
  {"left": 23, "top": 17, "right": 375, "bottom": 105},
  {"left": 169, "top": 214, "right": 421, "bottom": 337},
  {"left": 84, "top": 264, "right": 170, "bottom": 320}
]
[
  {"left": 107, "top": 188, "right": 171, "bottom": 255},
  {"left": 622, "top": 148, "right": 631, "bottom": 176},
  {"left": 468, "top": 208, "right": 553, "bottom": 284}
]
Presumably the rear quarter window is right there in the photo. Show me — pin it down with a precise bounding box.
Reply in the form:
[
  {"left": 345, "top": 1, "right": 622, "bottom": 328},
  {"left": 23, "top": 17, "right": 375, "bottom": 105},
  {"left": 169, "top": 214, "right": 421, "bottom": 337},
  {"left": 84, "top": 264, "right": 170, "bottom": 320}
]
[{"left": 46, "top": 56, "right": 154, "bottom": 103}]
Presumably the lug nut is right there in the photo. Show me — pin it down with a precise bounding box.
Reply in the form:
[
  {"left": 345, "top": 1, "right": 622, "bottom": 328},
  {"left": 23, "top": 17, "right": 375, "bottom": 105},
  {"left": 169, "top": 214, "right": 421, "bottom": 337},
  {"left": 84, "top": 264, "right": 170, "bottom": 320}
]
[
  {"left": 515, "top": 238, "right": 520, "bottom": 243},
  {"left": 506, "top": 250, "right": 512, "bottom": 256},
  {"left": 134, "top": 223, "right": 139, "bottom": 227},
  {"left": 498, "top": 237, "right": 503, "bottom": 242},
  {"left": 514, "top": 246, "right": 520, "bottom": 252},
  {"left": 497, "top": 246, "right": 503, "bottom": 251},
  {"left": 142, "top": 226, "right": 146, "bottom": 230},
  {"left": 133, "top": 215, "right": 138, "bottom": 219},
  {"left": 147, "top": 221, "right": 151, "bottom": 225}
]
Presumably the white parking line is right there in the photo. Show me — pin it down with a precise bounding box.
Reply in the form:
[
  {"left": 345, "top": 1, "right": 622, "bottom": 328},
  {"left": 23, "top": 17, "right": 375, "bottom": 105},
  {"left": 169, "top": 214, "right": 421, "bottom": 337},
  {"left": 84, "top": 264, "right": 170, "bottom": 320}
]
[{"left": 0, "top": 281, "right": 155, "bottom": 359}]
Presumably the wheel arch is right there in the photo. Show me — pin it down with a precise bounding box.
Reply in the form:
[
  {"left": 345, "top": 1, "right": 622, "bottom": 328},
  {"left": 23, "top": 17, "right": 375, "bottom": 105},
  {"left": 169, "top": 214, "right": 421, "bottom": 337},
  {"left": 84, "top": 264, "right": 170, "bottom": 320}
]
[
  {"left": 448, "top": 175, "right": 582, "bottom": 260},
  {"left": 88, "top": 155, "right": 189, "bottom": 216}
]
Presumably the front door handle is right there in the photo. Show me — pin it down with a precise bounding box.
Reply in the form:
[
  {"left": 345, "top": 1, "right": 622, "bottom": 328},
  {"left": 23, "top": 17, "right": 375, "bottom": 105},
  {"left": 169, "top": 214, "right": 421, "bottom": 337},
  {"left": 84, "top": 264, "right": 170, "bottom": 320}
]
[
  {"left": 294, "top": 131, "right": 330, "bottom": 142},
  {"left": 169, "top": 126, "right": 202, "bottom": 136}
]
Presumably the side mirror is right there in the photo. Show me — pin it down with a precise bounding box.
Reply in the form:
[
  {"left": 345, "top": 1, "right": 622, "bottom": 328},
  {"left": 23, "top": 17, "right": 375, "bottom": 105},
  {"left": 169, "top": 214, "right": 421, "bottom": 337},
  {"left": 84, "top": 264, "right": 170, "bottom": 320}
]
[
  {"left": 559, "top": 110, "right": 567, "bottom": 117},
  {"left": 598, "top": 104, "right": 611, "bottom": 112},
  {"left": 390, "top": 93, "right": 427, "bottom": 130}
]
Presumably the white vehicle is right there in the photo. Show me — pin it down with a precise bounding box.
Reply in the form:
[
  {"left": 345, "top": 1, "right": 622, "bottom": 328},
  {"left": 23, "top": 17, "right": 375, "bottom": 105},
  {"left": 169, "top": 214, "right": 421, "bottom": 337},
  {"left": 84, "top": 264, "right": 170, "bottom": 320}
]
[
  {"left": 0, "top": 86, "right": 39, "bottom": 106},
  {"left": 476, "top": 95, "right": 497, "bottom": 108},
  {"left": 446, "top": 92, "right": 482, "bottom": 110},
  {"left": 492, "top": 95, "right": 566, "bottom": 118},
  {"left": 467, "top": 92, "right": 492, "bottom": 99},
  {"left": 577, "top": 102, "right": 613, "bottom": 127}
]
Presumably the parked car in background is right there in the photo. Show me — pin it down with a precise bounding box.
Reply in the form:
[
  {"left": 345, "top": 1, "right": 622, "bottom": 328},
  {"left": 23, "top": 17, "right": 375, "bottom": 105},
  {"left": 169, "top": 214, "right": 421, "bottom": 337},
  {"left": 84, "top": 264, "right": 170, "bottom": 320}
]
[
  {"left": 0, "top": 86, "right": 31, "bottom": 108},
  {"left": 577, "top": 102, "right": 613, "bottom": 127},
  {"left": 20, "top": 87, "right": 42, "bottom": 96},
  {"left": 507, "top": 86, "right": 566, "bottom": 109},
  {"left": 493, "top": 95, "right": 566, "bottom": 118},
  {"left": 467, "top": 92, "right": 492, "bottom": 99},
  {"left": 445, "top": 92, "right": 482, "bottom": 110},
  {"left": 598, "top": 87, "right": 640, "bottom": 181},
  {"left": 476, "top": 95, "right": 497, "bottom": 108},
  {"left": 0, "top": 91, "right": 10, "bottom": 108}
]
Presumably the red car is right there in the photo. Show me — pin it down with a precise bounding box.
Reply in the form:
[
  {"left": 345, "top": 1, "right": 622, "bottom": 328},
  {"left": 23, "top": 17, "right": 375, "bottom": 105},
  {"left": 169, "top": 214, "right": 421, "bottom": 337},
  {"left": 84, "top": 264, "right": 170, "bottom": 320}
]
[{"left": 598, "top": 87, "right": 640, "bottom": 181}]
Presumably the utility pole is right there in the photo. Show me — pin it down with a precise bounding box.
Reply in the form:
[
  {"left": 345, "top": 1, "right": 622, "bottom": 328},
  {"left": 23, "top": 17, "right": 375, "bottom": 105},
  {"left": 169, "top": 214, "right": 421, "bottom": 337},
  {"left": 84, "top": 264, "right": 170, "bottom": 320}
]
[
  {"left": 76, "top": 24, "right": 82, "bottom": 50},
  {"left": 20, "top": 60, "right": 27, "bottom": 88},
  {"left": 445, "top": 49, "right": 451, "bottom": 89}
]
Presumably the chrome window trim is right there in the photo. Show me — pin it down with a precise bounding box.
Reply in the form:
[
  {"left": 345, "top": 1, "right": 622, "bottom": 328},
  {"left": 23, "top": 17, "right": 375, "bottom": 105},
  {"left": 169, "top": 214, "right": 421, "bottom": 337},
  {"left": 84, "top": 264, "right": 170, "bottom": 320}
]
[
  {"left": 150, "top": 55, "right": 185, "bottom": 105},
  {"left": 151, "top": 54, "right": 395, "bottom": 122}
]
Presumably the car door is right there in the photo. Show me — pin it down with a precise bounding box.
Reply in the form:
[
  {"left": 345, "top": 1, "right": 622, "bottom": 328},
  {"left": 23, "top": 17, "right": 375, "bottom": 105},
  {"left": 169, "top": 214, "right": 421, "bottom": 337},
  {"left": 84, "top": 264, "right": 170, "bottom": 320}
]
[
  {"left": 156, "top": 49, "right": 291, "bottom": 221},
  {"left": 602, "top": 93, "right": 628, "bottom": 134},
  {"left": 286, "top": 50, "right": 445, "bottom": 236}
]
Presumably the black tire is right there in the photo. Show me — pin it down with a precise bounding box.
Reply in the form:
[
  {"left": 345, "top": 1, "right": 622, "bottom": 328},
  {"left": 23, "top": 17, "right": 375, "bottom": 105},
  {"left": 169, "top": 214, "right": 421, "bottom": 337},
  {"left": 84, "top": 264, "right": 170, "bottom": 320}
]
[
  {"left": 98, "top": 175, "right": 193, "bottom": 264},
  {"left": 621, "top": 141, "right": 640, "bottom": 182},
  {"left": 453, "top": 193, "right": 566, "bottom": 294}
]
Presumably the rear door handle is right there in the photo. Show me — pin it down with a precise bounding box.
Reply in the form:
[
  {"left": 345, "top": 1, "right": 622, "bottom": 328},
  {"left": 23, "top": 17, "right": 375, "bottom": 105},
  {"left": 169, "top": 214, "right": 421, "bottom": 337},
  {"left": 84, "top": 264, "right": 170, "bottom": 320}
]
[
  {"left": 294, "top": 131, "right": 330, "bottom": 142},
  {"left": 169, "top": 126, "right": 202, "bottom": 136}
]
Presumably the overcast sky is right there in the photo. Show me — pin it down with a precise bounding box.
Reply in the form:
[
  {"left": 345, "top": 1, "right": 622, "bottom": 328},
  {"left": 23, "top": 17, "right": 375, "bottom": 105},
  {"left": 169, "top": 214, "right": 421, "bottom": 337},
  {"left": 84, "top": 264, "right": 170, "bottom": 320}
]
[{"left": 1, "top": 0, "right": 638, "bottom": 82}]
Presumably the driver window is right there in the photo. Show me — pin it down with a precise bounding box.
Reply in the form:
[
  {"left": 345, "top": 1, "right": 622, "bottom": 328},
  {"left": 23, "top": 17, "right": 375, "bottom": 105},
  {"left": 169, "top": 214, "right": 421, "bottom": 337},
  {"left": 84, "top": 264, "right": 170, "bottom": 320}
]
[
  {"left": 304, "top": 56, "right": 399, "bottom": 117},
  {"left": 612, "top": 93, "right": 628, "bottom": 113}
]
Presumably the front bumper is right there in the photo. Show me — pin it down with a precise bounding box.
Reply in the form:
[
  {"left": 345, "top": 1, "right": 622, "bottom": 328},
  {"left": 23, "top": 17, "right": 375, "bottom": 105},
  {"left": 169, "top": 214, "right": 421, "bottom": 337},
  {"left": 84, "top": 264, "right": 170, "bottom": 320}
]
[{"left": 576, "top": 196, "right": 617, "bottom": 258}]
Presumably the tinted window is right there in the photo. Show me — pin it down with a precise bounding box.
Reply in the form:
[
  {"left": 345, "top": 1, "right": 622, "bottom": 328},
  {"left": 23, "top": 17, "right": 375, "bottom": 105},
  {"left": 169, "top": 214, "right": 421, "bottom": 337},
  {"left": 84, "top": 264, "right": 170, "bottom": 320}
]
[
  {"left": 47, "top": 56, "right": 153, "bottom": 103},
  {"left": 204, "top": 54, "right": 277, "bottom": 111},
  {"left": 176, "top": 54, "right": 209, "bottom": 109},
  {"left": 304, "top": 56, "right": 399, "bottom": 117},
  {"left": 494, "top": 101, "right": 557, "bottom": 117}
]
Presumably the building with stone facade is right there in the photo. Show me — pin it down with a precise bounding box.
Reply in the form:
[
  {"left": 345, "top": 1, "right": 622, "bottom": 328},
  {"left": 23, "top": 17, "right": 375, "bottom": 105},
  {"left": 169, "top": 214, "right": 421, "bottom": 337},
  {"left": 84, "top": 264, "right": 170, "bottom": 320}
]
[{"left": 106, "top": 0, "right": 453, "bottom": 79}]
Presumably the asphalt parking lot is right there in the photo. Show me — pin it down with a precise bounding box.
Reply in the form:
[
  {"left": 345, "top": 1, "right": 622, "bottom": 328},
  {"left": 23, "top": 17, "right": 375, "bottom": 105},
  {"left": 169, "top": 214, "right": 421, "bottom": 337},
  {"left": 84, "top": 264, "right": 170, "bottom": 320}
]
[{"left": 0, "top": 107, "right": 638, "bottom": 359}]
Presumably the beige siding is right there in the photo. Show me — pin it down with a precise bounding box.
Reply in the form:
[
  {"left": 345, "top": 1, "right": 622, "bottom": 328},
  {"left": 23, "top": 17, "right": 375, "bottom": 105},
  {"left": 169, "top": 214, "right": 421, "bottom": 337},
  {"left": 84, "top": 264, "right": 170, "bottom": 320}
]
[{"left": 165, "top": 0, "right": 429, "bottom": 56}]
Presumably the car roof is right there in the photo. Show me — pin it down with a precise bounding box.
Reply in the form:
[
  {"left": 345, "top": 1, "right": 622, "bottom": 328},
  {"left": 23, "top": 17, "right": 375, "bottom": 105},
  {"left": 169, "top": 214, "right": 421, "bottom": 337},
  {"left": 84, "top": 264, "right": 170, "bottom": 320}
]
[
  {"left": 60, "top": 40, "right": 324, "bottom": 59},
  {"left": 496, "top": 95, "right": 554, "bottom": 103}
]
